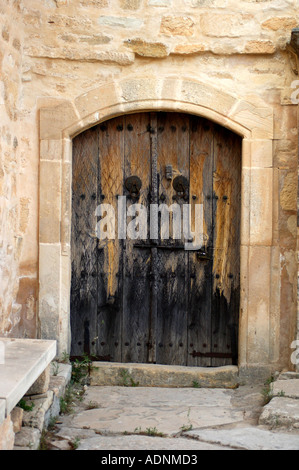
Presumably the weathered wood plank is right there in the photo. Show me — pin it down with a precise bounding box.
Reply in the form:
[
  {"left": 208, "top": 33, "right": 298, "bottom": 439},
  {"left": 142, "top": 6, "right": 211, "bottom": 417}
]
[
  {"left": 148, "top": 112, "right": 158, "bottom": 364},
  {"left": 211, "top": 125, "right": 241, "bottom": 366},
  {"left": 122, "top": 113, "right": 152, "bottom": 363},
  {"left": 156, "top": 112, "right": 189, "bottom": 365},
  {"left": 71, "top": 127, "right": 99, "bottom": 357},
  {"left": 188, "top": 116, "right": 214, "bottom": 367},
  {"left": 97, "top": 116, "right": 124, "bottom": 362}
]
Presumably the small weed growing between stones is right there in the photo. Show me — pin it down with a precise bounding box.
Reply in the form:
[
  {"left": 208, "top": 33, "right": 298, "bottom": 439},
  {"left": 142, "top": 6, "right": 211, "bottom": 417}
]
[
  {"left": 60, "top": 385, "right": 75, "bottom": 415},
  {"left": 120, "top": 369, "right": 139, "bottom": 387},
  {"left": 180, "top": 407, "right": 193, "bottom": 432},
  {"left": 48, "top": 415, "right": 58, "bottom": 431},
  {"left": 262, "top": 375, "right": 275, "bottom": 405},
  {"left": 59, "top": 355, "right": 98, "bottom": 415},
  {"left": 59, "top": 351, "right": 70, "bottom": 364},
  {"left": 17, "top": 398, "right": 35, "bottom": 412},
  {"left": 180, "top": 423, "right": 193, "bottom": 432},
  {"left": 39, "top": 355, "right": 99, "bottom": 450},
  {"left": 39, "top": 429, "right": 51, "bottom": 450},
  {"left": 51, "top": 362, "right": 60, "bottom": 376},
  {"left": 71, "top": 354, "right": 93, "bottom": 385},
  {"left": 133, "top": 426, "right": 165, "bottom": 437},
  {"left": 85, "top": 400, "right": 99, "bottom": 410},
  {"left": 192, "top": 380, "right": 200, "bottom": 388},
  {"left": 145, "top": 427, "right": 165, "bottom": 437},
  {"left": 70, "top": 437, "right": 81, "bottom": 450}
]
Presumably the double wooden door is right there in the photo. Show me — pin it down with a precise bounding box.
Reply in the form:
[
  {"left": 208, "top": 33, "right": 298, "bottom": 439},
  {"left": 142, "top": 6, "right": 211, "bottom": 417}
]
[{"left": 71, "top": 112, "right": 241, "bottom": 367}]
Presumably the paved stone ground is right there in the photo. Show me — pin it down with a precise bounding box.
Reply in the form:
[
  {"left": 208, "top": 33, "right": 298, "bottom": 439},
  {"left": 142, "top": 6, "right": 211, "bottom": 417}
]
[{"left": 44, "top": 380, "right": 299, "bottom": 451}]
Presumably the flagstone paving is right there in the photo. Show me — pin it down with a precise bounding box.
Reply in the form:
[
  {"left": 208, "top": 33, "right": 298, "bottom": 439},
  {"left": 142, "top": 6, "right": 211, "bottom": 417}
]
[{"left": 44, "top": 382, "right": 299, "bottom": 450}]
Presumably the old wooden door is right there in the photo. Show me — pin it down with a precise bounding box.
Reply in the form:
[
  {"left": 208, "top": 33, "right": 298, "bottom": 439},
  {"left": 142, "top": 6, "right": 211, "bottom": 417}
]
[{"left": 71, "top": 112, "right": 241, "bottom": 366}]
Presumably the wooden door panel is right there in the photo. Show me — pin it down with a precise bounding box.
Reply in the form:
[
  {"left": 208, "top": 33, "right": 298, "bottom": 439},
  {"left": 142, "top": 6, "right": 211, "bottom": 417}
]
[
  {"left": 122, "top": 113, "right": 152, "bottom": 363},
  {"left": 71, "top": 128, "right": 99, "bottom": 357},
  {"left": 157, "top": 112, "right": 190, "bottom": 208},
  {"left": 96, "top": 116, "right": 124, "bottom": 362},
  {"left": 211, "top": 125, "right": 241, "bottom": 366},
  {"left": 156, "top": 250, "right": 188, "bottom": 365},
  {"left": 188, "top": 116, "right": 214, "bottom": 366},
  {"left": 71, "top": 112, "right": 241, "bottom": 367},
  {"left": 155, "top": 113, "right": 189, "bottom": 365}
]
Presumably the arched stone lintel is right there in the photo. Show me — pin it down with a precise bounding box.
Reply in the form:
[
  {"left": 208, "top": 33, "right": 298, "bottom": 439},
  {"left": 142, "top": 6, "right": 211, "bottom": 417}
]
[
  {"left": 64, "top": 101, "right": 251, "bottom": 142},
  {"left": 40, "top": 77, "right": 274, "bottom": 142}
]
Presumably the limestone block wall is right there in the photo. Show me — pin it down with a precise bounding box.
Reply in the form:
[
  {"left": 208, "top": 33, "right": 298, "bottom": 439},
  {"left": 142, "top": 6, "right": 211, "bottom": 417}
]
[
  {"left": 0, "top": 1, "right": 37, "bottom": 338},
  {"left": 0, "top": 0, "right": 298, "bottom": 372},
  {"left": 297, "top": 106, "right": 299, "bottom": 373}
]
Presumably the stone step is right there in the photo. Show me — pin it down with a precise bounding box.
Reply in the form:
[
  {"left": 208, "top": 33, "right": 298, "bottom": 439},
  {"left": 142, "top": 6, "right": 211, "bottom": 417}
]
[
  {"left": 259, "top": 397, "right": 299, "bottom": 429},
  {"left": 278, "top": 372, "right": 299, "bottom": 380},
  {"left": 90, "top": 362, "right": 239, "bottom": 389},
  {"left": 271, "top": 379, "right": 299, "bottom": 399}
]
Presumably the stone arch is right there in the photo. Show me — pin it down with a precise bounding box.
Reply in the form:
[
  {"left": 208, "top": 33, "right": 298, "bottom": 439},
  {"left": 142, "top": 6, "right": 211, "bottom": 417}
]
[
  {"left": 39, "top": 76, "right": 276, "bottom": 379},
  {"left": 40, "top": 77, "right": 273, "bottom": 142}
]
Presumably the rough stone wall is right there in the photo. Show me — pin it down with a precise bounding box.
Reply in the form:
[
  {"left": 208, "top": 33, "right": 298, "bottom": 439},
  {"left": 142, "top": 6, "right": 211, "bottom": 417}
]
[
  {"left": 0, "top": 0, "right": 37, "bottom": 338},
  {"left": 298, "top": 139, "right": 299, "bottom": 375},
  {"left": 0, "top": 0, "right": 298, "bottom": 370}
]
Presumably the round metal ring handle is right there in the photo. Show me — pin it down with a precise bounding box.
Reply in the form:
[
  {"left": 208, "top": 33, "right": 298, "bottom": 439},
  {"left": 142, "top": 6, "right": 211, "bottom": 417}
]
[
  {"left": 125, "top": 175, "right": 142, "bottom": 198},
  {"left": 172, "top": 175, "right": 189, "bottom": 199}
]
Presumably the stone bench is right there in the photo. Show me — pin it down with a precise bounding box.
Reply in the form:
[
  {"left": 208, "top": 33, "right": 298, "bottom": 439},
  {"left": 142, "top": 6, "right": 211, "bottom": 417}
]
[{"left": 0, "top": 338, "right": 56, "bottom": 449}]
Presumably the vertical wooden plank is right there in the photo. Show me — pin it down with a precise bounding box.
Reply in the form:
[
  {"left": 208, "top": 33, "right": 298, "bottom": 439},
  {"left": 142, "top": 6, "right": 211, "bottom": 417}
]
[
  {"left": 211, "top": 125, "right": 242, "bottom": 366},
  {"left": 122, "top": 113, "right": 152, "bottom": 363},
  {"left": 156, "top": 112, "right": 189, "bottom": 366},
  {"left": 97, "top": 116, "right": 124, "bottom": 362},
  {"left": 156, "top": 249, "right": 189, "bottom": 365},
  {"left": 188, "top": 116, "right": 214, "bottom": 367},
  {"left": 71, "top": 127, "right": 99, "bottom": 357},
  {"left": 148, "top": 112, "right": 158, "bottom": 364}
]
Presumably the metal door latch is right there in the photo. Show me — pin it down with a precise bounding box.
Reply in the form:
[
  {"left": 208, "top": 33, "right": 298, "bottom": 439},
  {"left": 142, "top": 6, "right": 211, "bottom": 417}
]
[
  {"left": 165, "top": 165, "right": 173, "bottom": 180},
  {"left": 196, "top": 249, "right": 211, "bottom": 261}
]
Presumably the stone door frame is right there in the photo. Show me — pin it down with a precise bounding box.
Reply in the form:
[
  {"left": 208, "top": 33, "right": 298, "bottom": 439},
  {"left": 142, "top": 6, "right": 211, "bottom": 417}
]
[{"left": 39, "top": 76, "right": 277, "bottom": 379}]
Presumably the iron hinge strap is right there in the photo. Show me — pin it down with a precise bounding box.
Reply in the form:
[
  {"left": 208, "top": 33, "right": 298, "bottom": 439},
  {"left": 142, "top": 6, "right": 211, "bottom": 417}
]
[{"left": 190, "top": 351, "right": 234, "bottom": 359}]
